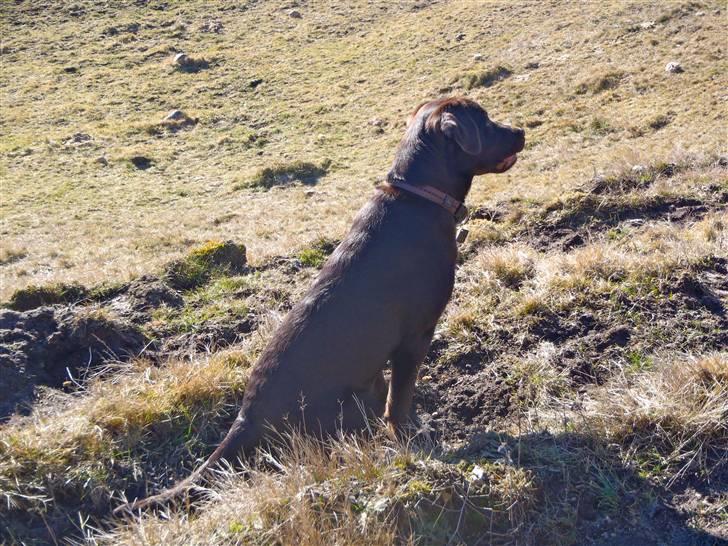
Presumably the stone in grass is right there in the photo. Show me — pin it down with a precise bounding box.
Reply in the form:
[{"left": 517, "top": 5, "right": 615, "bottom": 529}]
[
  {"left": 172, "top": 52, "right": 209, "bottom": 73},
  {"left": 160, "top": 109, "right": 198, "bottom": 130},
  {"left": 289, "top": 9, "right": 302, "bottom": 18},
  {"left": 665, "top": 61, "right": 683, "bottom": 73},
  {"left": 165, "top": 109, "right": 187, "bottom": 121},
  {"left": 64, "top": 132, "right": 93, "bottom": 146}
]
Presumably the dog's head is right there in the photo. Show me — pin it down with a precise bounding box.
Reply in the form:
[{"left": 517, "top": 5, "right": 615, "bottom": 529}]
[{"left": 405, "top": 97, "right": 525, "bottom": 176}]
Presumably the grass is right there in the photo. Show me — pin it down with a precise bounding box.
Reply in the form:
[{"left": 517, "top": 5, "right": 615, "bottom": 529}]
[
  {"left": 235, "top": 160, "right": 331, "bottom": 190},
  {"left": 0, "top": 350, "right": 253, "bottom": 524},
  {"left": 164, "top": 240, "right": 247, "bottom": 290},
  {"left": 456, "top": 66, "right": 513, "bottom": 90},
  {"left": 1, "top": 0, "right": 727, "bottom": 544},
  {"left": 5, "top": 282, "right": 88, "bottom": 311},
  {"left": 1, "top": 0, "right": 726, "bottom": 298},
  {"left": 595, "top": 354, "right": 727, "bottom": 477}
]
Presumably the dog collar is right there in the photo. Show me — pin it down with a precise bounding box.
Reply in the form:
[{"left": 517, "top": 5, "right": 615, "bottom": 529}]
[{"left": 386, "top": 179, "right": 469, "bottom": 224}]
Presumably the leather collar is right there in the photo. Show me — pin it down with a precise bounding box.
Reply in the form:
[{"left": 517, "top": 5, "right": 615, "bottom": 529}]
[{"left": 385, "top": 177, "right": 468, "bottom": 224}]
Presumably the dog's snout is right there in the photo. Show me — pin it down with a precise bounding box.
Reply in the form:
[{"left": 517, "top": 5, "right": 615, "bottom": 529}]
[{"left": 514, "top": 127, "right": 526, "bottom": 152}]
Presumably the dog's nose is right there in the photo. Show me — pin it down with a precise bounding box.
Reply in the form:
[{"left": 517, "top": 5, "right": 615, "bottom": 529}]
[{"left": 514, "top": 128, "right": 526, "bottom": 151}]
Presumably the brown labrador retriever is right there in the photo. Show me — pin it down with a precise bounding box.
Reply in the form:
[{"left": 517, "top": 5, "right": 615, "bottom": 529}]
[{"left": 114, "top": 96, "right": 524, "bottom": 514}]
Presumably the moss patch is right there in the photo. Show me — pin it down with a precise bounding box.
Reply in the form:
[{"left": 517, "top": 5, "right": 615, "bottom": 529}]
[
  {"left": 298, "top": 237, "right": 338, "bottom": 268},
  {"left": 6, "top": 282, "right": 88, "bottom": 311},
  {"left": 164, "top": 240, "right": 247, "bottom": 290},
  {"left": 456, "top": 66, "right": 512, "bottom": 90},
  {"left": 236, "top": 160, "right": 331, "bottom": 190}
]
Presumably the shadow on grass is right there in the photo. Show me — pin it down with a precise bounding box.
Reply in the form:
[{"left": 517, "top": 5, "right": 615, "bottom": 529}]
[
  {"left": 428, "top": 429, "right": 725, "bottom": 546},
  {"left": 235, "top": 160, "right": 331, "bottom": 190}
]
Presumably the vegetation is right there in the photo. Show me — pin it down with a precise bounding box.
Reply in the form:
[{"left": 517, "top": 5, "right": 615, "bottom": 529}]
[
  {"left": 164, "top": 240, "right": 246, "bottom": 290},
  {"left": 1, "top": 1, "right": 726, "bottom": 544},
  {"left": 6, "top": 282, "right": 88, "bottom": 311},
  {"left": 236, "top": 160, "right": 331, "bottom": 190}
]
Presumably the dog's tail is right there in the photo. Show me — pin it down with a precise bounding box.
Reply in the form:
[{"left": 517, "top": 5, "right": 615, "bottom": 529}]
[{"left": 113, "top": 416, "right": 257, "bottom": 516}]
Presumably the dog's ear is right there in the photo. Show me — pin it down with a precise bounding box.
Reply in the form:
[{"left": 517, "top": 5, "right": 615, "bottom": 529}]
[
  {"left": 438, "top": 110, "right": 483, "bottom": 156},
  {"left": 406, "top": 101, "right": 429, "bottom": 127}
]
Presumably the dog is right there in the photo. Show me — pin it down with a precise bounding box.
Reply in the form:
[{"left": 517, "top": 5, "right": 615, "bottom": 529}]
[{"left": 114, "top": 96, "right": 524, "bottom": 514}]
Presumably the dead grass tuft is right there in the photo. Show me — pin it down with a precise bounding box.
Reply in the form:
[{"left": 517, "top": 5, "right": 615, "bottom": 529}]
[
  {"left": 586, "top": 353, "right": 728, "bottom": 483},
  {"left": 99, "top": 430, "right": 535, "bottom": 546},
  {"left": 0, "top": 350, "right": 252, "bottom": 515}
]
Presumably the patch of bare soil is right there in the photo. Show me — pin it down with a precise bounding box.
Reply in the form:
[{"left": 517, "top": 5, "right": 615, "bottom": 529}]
[
  {"left": 0, "top": 307, "right": 146, "bottom": 421},
  {"left": 416, "top": 256, "right": 727, "bottom": 448}
]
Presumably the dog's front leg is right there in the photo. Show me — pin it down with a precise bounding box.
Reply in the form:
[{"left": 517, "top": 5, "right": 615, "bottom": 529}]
[{"left": 383, "top": 332, "right": 433, "bottom": 438}]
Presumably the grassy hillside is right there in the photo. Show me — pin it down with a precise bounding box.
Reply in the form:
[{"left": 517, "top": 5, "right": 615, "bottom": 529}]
[{"left": 1, "top": 1, "right": 726, "bottom": 544}]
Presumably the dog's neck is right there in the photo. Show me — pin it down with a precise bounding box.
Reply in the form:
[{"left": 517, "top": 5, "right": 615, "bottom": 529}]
[{"left": 388, "top": 136, "right": 474, "bottom": 202}]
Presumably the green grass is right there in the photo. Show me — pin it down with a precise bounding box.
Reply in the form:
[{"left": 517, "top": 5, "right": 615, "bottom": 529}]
[
  {"left": 0, "top": 1, "right": 727, "bottom": 544},
  {"left": 6, "top": 282, "right": 88, "bottom": 310},
  {"left": 164, "top": 240, "right": 247, "bottom": 290}
]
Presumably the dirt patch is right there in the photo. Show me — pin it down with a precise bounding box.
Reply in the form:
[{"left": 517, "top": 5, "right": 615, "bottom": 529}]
[
  {"left": 107, "top": 276, "right": 184, "bottom": 323},
  {"left": 415, "top": 253, "right": 727, "bottom": 445},
  {"left": 154, "top": 315, "right": 257, "bottom": 354},
  {"left": 0, "top": 307, "right": 146, "bottom": 421},
  {"left": 531, "top": 195, "right": 720, "bottom": 251}
]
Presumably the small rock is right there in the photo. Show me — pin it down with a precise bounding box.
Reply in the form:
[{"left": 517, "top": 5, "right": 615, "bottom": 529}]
[
  {"left": 525, "top": 61, "right": 540, "bottom": 69},
  {"left": 288, "top": 9, "right": 302, "bottom": 18},
  {"left": 199, "top": 19, "right": 223, "bottom": 33},
  {"left": 304, "top": 190, "right": 316, "bottom": 197},
  {"left": 165, "top": 109, "right": 187, "bottom": 121},
  {"left": 174, "top": 52, "right": 188, "bottom": 65},
  {"left": 249, "top": 78, "right": 263, "bottom": 88},
  {"left": 172, "top": 52, "right": 209, "bottom": 72},
  {"left": 665, "top": 61, "right": 683, "bottom": 73},
  {"left": 632, "top": 164, "right": 647, "bottom": 174},
  {"left": 367, "top": 497, "right": 390, "bottom": 513},
  {"left": 95, "top": 156, "right": 108, "bottom": 166},
  {"left": 639, "top": 21, "right": 655, "bottom": 29},
  {"left": 455, "top": 32, "right": 465, "bottom": 41},
  {"left": 63, "top": 66, "right": 78, "bottom": 74},
  {"left": 470, "top": 465, "right": 487, "bottom": 482},
  {"left": 473, "top": 53, "right": 484, "bottom": 61},
  {"left": 368, "top": 118, "right": 384, "bottom": 127},
  {"left": 64, "top": 133, "right": 93, "bottom": 146}
]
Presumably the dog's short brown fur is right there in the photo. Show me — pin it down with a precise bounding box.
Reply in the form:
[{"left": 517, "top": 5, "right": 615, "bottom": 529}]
[{"left": 114, "top": 97, "right": 524, "bottom": 514}]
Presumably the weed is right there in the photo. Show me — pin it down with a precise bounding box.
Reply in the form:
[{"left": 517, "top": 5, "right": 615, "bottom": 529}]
[
  {"left": 589, "top": 117, "right": 614, "bottom": 135},
  {"left": 576, "top": 71, "right": 624, "bottom": 94},
  {"left": 298, "top": 237, "right": 337, "bottom": 268},
  {"left": 648, "top": 112, "right": 676, "bottom": 131}
]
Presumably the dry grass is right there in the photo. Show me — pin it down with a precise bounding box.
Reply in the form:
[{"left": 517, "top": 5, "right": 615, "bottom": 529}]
[
  {"left": 586, "top": 353, "right": 728, "bottom": 485},
  {"left": 95, "top": 431, "right": 535, "bottom": 546},
  {"left": 0, "top": 349, "right": 252, "bottom": 516},
  {"left": 1, "top": 0, "right": 726, "bottom": 297},
  {"left": 1, "top": 0, "right": 727, "bottom": 544}
]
